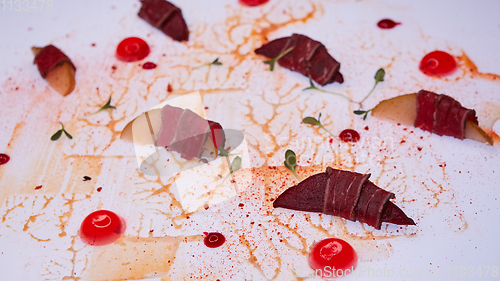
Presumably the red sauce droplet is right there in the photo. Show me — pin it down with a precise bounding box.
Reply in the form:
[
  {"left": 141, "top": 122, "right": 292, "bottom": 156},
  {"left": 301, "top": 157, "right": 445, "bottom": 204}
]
[
  {"left": 239, "top": 0, "right": 269, "bottom": 7},
  {"left": 142, "top": 62, "right": 157, "bottom": 69},
  {"left": 203, "top": 232, "right": 225, "bottom": 248},
  {"left": 308, "top": 238, "right": 358, "bottom": 278},
  {"left": 419, "top": 50, "right": 457, "bottom": 77},
  {"left": 0, "top": 154, "right": 10, "bottom": 165},
  {"left": 79, "top": 210, "right": 125, "bottom": 246},
  {"left": 116, "top": 37, "right": 150, "bottom": 62},
  {"left": 377, "top": 19, "right": 401, "bottom": 29},
  {"left": 339, "top": 129, "right": 360, "bottom": 143}
]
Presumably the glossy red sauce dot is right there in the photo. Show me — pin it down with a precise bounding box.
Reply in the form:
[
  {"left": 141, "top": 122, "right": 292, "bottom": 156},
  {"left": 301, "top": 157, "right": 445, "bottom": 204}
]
[
  {"left": 79, "top": 210, "right": 125, "bottom": 246},
  {"left": 142, "top": 62, "right": 157, "bottom": 69},
  {"left": 308, "top": 238, "right": 358, "bottom": 278},
  {"left": 0, "top": 154, "right": 10, "bottom": 165},
  {"left": 203, "top": 232, "right": 225, "bottom": 248},
  {"left": 239, "top": 0, "right": 269, "bottom": 7},
  {"left": 419, "top": 50, "right": 457, "bottom": 77},
  {"left": 339, "top": 129, "right": 360, "bottom": 143},
  {"left": 377, "top": 19, "right": 401, "bottom": 29},
  {"left": 116, "top": 37, "right": 150, "bottom": 62}
]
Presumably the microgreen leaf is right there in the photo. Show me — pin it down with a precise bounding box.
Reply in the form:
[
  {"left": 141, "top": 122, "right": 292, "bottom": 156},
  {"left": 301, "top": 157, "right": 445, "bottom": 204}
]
[
  {"left": 51, "top": 130, "right": 63, "bottom": 141},
  {"left": 302, "top": 77, "right": 353, "bottom": 102},
  {"left": 219, "top": 156, "right": 242, "bottom": 185},
  {"left": 88, "top": 96, "right": 116, "bottom": 116},
  {"left": 374, "top": 68, "right": 385, "bottom": 83},
  {"left": 63, "top": 130, "right": 73, "bottom": 139},
  {"left": 101, "top": 96, "right": 117, "bottom": 111},
  {"left": 230, "top": 156, "right": 242, "bottom": 173},
  {"left": 284, "top": 149, "right": 301, "bottom": 181},
  {"left": 219, "top": 147, "right": 230, "bottom": 157},
  {"left": 358, "top": 68, "right": 385, "bottom": 105},
  {"left": 51, "top": 122, "right": 72, "bottom": 141},
  {"left": 263, "top": 46, "right": 294, "bottom": 71},
  {"left": 302, "top": 113, "right": 335, "bottom": 138},
  {"left": 211, "top": 58, "right": 222, "bottom": 66},
  {"left": 302, "top": 117, "right": 321, "bottom": 126},
  {"left": 353, "top": 109, "right": 372, "bottom": 120},
  {"left": 194, "top": 57, "right": 223, "bottom": 69}
]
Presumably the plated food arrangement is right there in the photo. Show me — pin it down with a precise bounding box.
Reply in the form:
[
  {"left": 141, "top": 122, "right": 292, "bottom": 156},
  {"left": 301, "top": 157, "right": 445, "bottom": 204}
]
[{"left": 1, "top": 0, "right": 500, "bottom": 280}]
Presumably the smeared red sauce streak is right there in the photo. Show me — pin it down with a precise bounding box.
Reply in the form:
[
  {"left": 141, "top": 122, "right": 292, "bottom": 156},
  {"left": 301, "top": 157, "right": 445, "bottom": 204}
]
[
  {"left": 203, "top": 232, "right": 225, "bottom": 248},
  {"left": 457, "top": 52, "right": 500, "bottom": 82},
  {"left": 142, "top": 62, "right": 157, "bottom": 70},
  {"left": 80, "top": 210, "right": 125, "bottom": 246},
  {"left": 239, "top": 0, "right": 269, "bottom": 7},
  {"left": 0, "top": 154, "right": 10, "bottom": 165},
  {"left": 377, "top": 19, "right": 401, "bottom": 29},
  {"left": 419, "top": 51, "right": 457, "bottom": 77},
  {"left": 339, "top": 129, "right": 360, "bottom": 143}
]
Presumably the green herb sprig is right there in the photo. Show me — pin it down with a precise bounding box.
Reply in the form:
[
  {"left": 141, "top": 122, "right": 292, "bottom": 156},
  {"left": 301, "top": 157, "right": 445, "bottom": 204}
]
[
  {"left": 194, "top": 58, "right": 223, "bottom": 69},
  {"left": 220, "top": 156, "right": 242, "bottom": 185},
  {"left": 284, "top": 149, "right": 301, "bottom": 181},
  {"left": 302, "top": 113, "right": 336, "bottom": 138},
  {"left": 353, "top": 68, "right": 385, "bottom": 120},
  {"left": 264, "top": 47, "right": 294, "bottom": 71},
  {"left": 353, "top": 109, "right": 372, "bottom": 120},
  {"left": 88, "top": 96, "right": 116, "bottom": 116},
  {"left": 51, "top": 122, "right": 73, "bottom": 141},
  {"left": 358, "top": 68, "right": 385, "bottom": 104},
  {"left": 303, "top": 77, "right": 353, "bottom": 102}
]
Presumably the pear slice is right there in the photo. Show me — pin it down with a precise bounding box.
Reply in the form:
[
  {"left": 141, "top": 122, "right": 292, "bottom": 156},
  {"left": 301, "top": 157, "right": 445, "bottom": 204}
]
[
  {"left": 44, "top": 62, "right": 76, "bottom": 96},
  {"left": 120, "top": 109, "right": 162, "bottom": 143},
  {"left": 371, "top": 93, "right": 417, "bottom": 126},
  {"left": 371, "top": 93, "right": 493, "bottom": 145},
  {"left": 32, "top": 47, "right": 76, "bottom": 96},
  {"left": 465, "top": 120, "right": 494, "bottom": 145}
]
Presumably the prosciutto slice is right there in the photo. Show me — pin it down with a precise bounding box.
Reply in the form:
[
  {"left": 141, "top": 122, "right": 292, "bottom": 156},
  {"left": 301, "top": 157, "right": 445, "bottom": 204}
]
[
  {"left": 33, "top": 45, "right": 76, "bottom": 78},
  {"left": 415, "top": 90, "right": 478, "bottom": 139},
  {"left": 138, "top": 0, "right": 189, "bottom": 41},
  {"left": 155, "top": 105, "right": 225, "bottom": 160},
  {"left": 273, "top": 167, "right": 415, "bottom": 230},
  {"left": 255, "top": 34, "right": 344, "bottom": 86}
]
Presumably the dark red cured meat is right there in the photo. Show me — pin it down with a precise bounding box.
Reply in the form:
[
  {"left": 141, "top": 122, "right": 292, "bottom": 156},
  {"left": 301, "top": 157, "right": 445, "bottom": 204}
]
[
  {"left": 33, "top": 45, "right": 76, "bottom": 78},
  {"left": 255, "top": 34, "right": 344, "bottom": 86},
  {"left": 138, "top": 0, "right": 189, "bottom": 42},
  {"left": 414, "top": 90, "right": 478, "bottom": 139},
  {"left": 273, "top": 167, "right": 415, "bottom": 230},
  {"left": 155, "top": 105, "right": 226, "bottom": 160}
]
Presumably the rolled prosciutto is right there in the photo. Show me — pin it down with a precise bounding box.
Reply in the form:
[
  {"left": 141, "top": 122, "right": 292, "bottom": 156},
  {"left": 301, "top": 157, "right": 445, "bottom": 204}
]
[
  {"left": 138, "top": 0, "right": 189, "bottom": 42},
  {"left": 155, "top": 105, "right": 225, "bottom": 160},
  {"left": 33, "top": 45, "right": 76, "bottom": 78},
  {"left": 415, "top": 90, "right": 478, "bottom": 139},
  {"left": 255, "top": 33, "right": 344, "bottom": 85},
  {"left": 273, "top": 167, "right": 415, "bottom": 230}
]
